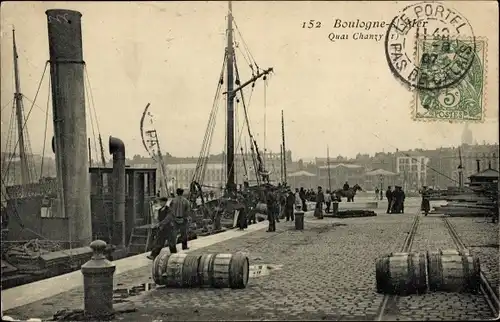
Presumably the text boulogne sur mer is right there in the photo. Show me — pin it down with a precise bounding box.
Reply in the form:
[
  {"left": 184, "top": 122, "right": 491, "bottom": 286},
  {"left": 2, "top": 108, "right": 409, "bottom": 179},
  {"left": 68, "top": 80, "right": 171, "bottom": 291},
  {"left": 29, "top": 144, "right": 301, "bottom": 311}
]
[{"left": 328, "top": 18, "right": 419, "bottom": 42}]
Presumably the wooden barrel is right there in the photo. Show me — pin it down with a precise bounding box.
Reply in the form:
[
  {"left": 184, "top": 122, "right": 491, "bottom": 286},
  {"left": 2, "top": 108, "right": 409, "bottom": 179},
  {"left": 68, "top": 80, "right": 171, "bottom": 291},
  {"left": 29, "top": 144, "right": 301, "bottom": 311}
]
[
  {"left": 198, "top": 253, "right": 216, "bottom": 287},
  {"left": 152, "top": 250, "right": 170, "bottom": 285},
  {"left": 427, "top": 249, "right": 480, "bottom": 293},
  {"left": 163, "top": 253, "right": 202, "bottom": 288},
  {"left": 209, "top": 253, "right": 250, "bottom": 289},
  {"left": 375, "top": 252, "right": 427, "bottom": 295},
  {"left": 228, "top": 252, "right": 250, "bottom": 289}
]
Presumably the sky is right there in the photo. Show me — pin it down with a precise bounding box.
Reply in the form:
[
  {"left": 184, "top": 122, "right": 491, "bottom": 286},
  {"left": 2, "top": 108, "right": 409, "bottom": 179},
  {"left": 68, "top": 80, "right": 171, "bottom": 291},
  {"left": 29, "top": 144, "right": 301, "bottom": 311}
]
[{"left": 1, "top": 1, "right": 498, "bottom": 160}]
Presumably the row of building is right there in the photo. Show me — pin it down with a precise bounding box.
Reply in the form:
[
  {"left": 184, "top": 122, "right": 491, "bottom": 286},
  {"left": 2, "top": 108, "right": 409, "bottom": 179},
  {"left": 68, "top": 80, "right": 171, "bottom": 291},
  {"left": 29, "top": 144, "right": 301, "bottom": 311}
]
[
  {"left": 3, "top": 143, "right": 498, "bottom": 193},
  {"left": 127, "top": 143, "right": 498, "bottom": 193}
]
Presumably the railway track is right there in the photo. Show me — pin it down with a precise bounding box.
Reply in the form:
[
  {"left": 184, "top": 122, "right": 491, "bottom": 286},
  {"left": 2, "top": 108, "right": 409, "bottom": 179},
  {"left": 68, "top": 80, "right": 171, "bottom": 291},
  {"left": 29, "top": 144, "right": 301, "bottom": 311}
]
[
  {"left": 375, "top": 214, "right": 499, "bottom": 321},
  {"left": 443, "top": 217, "right": 500, "bottom": 317}
]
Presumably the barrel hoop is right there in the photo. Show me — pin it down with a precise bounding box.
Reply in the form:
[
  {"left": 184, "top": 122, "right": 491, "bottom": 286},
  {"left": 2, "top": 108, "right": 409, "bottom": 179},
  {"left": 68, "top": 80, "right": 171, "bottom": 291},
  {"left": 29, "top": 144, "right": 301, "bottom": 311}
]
[
  {"left": 227, "top": 254, "right": 235, "bottom": 288},
  {"left": 165, "top": 254, "right": 186, "bottom": 287},
  {"left": 436, "top": 251, "right": 443, "bottom": 289},
  {"left": 183, "top": 254, "right": 201, "bottom": 287},
  {"left": 152, "top": 251, "right": 170, "bottom": 285},
  {"left": 406, "top": 254, "right": 415, "bottom": 295},
  {"left": 418, "top": 253, "right": 427, "bottom": 294},
  {"left": 426, "top": 251, "right": 437, "bottom": 291},
  {"left": 198, "top": 254, "right": 213, "bottom": 287},
  {"left": 208, "top": 253, "right": 217, "bottom": 287},
  {"left": 460, "top": 253, "right": 471, "bottom": 292},
  {"left": 472, "top": 257, "right": 481, "bottom": 293}
]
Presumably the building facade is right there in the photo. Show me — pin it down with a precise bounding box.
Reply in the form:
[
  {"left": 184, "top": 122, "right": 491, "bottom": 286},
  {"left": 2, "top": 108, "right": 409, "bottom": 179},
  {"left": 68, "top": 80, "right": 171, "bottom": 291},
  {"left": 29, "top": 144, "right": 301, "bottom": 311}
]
[
  {"left": 317, "top": 163, "right": 365, "bottom": 190},
  {"left": 396, "top": 156, "right": 430, "bottom": 191}
]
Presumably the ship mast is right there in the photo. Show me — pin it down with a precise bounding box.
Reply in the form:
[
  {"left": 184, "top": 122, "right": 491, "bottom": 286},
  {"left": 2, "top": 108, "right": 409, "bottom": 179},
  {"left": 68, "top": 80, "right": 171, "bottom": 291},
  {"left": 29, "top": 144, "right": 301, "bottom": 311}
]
[
  {"left": 281, "top": 110, "right": 287, "bottom": 186},
  {"left": 12, "top": 28, "right": 30, "bottom": 186},
  {"left": 224, "top": 1, "right": 273, "bottom": 193},
  {"left": 226, "top": 0, "right": 236, "bottom": 193},
  {"left": 327, "top": 145, "right": 332, "bottom": 191}
]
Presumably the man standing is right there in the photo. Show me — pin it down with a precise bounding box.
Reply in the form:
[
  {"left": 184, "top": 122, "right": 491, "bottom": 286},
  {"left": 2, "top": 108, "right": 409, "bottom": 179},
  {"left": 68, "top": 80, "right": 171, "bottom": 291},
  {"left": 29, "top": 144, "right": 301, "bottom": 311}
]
[
  {"left": 170, "top": 188, "right": 191, "bottom": 250},
  {"left": 266, "top": 188, "right": 276, "bottom": 232},
  {"left": 314, "top": 186, "right": 325, "bottom": 219},
  {"left": 400, "top": 187, "right": 406, "bottom": 214},
  {"left": 285, "top": 189, "right": 295, "bottom": 221},
  {"left": 375, "top": 187, "right": 380, "bottom": 200},
  {"left": 299, "top": 187, "right": 307, "bottom": 211},
  {"left": 147, "top": 197, "right": 176, "bottom": 259},
  {"left": 385, "top": 186, "right": 393, "bottom": 214},
  {"left": 421, "top": 186, "right": 431, "bottom": 216},
  {"left": 235, "top": 191, "right": 248, "bottom": 230},
  {"left": 391, "top": 186, "right": 402, "bottom": 213},
  {"left": 157, "top": 197, "right": 169, "bottom": 223},
  {"left": 294, "top": 188, "right": 302, "bottom": 211},
  {"left": 325, "top": 189, "right": 332, "bottom": 213}
]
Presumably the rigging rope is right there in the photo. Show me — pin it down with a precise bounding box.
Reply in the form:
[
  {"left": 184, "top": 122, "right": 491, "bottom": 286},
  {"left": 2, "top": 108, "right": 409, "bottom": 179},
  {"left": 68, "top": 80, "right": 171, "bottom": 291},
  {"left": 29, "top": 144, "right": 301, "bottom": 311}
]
[
  {"left": 1, "top": 61, "right": 49, "bottom": 184},
  {"left": 39, "top": 76, "right": 51, "bottom": 180},
  {"left": 233, "top": 55, "right": 259, "bottom": 184},
  {"left": 84, "top": 71, "right": 99, "bottom": 167},
  {"left": 0, "top": 98, "right": 14, "bottom": 112},
  {"left": 84, "top": 66, "right": 105, "bottom": 167},
  {"left": 192, "top": 51, "right": 227, "bottom": 187},
  {"left": 263, "top": 77, "right": 267, "bottom": 169},
  {"left": 230, "top": 13, "right": 259, "bottom": 70}
]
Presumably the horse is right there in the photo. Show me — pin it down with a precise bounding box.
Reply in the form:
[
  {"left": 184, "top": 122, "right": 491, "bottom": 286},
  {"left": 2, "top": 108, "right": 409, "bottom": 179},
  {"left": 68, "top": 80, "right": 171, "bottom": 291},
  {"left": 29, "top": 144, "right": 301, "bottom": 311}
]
[{"left": 333, "top": 184, "right": 363, "bottom": 202}]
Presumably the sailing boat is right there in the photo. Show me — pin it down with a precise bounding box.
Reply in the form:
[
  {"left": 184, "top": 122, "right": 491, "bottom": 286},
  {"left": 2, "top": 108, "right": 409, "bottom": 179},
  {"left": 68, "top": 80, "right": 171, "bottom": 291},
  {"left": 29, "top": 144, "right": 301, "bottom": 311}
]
[
  {"left": 1, "top": 29, "right": 41, "bottom": 193},
  {"left": 187, "top": 1, "right": 274, "bottom": 226}
]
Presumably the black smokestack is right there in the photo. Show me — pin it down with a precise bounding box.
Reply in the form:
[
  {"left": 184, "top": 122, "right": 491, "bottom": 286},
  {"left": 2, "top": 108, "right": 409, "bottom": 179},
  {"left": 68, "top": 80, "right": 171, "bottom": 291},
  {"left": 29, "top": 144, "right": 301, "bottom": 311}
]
[
  {"left": 46, "top": 9, "right": 91, "bottom": 246},
  {"left": 476, "top": 159, "right": 481, "bottom": 173},
  {"left": 109, "top": 136, "right": 126, "bottom": 247}
]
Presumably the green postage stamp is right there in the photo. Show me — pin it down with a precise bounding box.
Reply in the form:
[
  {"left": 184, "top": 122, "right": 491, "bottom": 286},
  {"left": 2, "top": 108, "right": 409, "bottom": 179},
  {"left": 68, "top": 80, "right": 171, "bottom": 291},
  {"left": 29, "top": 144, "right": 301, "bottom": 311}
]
[{"left": 413, "top": 38, "right": 486, "bottom": 122}]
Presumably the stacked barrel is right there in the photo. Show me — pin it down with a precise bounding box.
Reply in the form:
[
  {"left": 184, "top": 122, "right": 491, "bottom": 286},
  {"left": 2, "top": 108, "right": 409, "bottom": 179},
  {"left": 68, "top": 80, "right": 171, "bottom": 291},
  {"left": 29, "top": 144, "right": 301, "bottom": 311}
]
[
  {"left": 152, "top": 252, "right": 250, "bottom": 289},
  {"left": 375, "top": 249, "right": 480, "bottom": 295}
]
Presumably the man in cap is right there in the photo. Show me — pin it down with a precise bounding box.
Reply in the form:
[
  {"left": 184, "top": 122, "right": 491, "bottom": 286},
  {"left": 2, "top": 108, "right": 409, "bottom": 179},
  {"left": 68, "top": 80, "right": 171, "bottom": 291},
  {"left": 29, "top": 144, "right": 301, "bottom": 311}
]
[
  {"left": 147, "top": 196, "right": 176, "bottom": 259},
  {"left": 157, "top": 197, "right": 169, "bottom": 223},
  {"left": 170, "top": 188, "right": 192, "bottom": 250}
]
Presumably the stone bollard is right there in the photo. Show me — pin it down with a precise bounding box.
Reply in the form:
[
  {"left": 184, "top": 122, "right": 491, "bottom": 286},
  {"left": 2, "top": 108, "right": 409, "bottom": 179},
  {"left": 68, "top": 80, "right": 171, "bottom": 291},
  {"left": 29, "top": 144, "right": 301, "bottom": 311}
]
[
  {"left": 81, "top": 240, "right": 116, "bottom": 320},
  {"left": 294, "top": 211, "right": 304, "bottom": 230}
]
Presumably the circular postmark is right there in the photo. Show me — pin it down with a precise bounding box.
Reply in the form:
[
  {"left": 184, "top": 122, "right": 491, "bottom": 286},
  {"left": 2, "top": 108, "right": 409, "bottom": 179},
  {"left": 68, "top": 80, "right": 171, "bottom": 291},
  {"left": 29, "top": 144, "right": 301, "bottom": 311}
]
[{"left": 385, "top": 1, "right": 476, "bottom": 90}]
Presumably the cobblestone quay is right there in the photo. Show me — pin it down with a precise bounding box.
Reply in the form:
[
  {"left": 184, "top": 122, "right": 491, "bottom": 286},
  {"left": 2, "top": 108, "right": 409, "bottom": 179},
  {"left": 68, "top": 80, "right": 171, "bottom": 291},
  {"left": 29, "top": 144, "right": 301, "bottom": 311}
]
[{"left": 4, "top": 199, "right": 497, "bottom": 321}]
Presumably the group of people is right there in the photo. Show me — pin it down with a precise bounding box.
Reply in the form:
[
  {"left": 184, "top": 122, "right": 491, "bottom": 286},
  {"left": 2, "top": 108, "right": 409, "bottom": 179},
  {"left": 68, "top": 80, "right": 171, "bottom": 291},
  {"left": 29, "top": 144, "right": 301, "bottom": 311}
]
[
  {"left": 147, "top": 188, "right": 192, "bottom": 260},
  {"left": 263, "top": 185, "right": 338, "bottom": 231},
  {"left": 147, "top": 183, "right": 344, "bottom": 259},
  {"left": 385, "top": 186, "right": 406, "bottom": 214}
]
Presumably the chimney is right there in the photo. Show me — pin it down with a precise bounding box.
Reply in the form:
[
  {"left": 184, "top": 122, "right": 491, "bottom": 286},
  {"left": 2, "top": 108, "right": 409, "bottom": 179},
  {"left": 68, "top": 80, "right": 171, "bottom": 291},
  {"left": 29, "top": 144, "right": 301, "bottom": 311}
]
[
  {"left": 109, "top": 136, "right": 126, "bottom": 247},
  {"left": 476, "top": 159, "right": 481, "bottom": 172}
]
